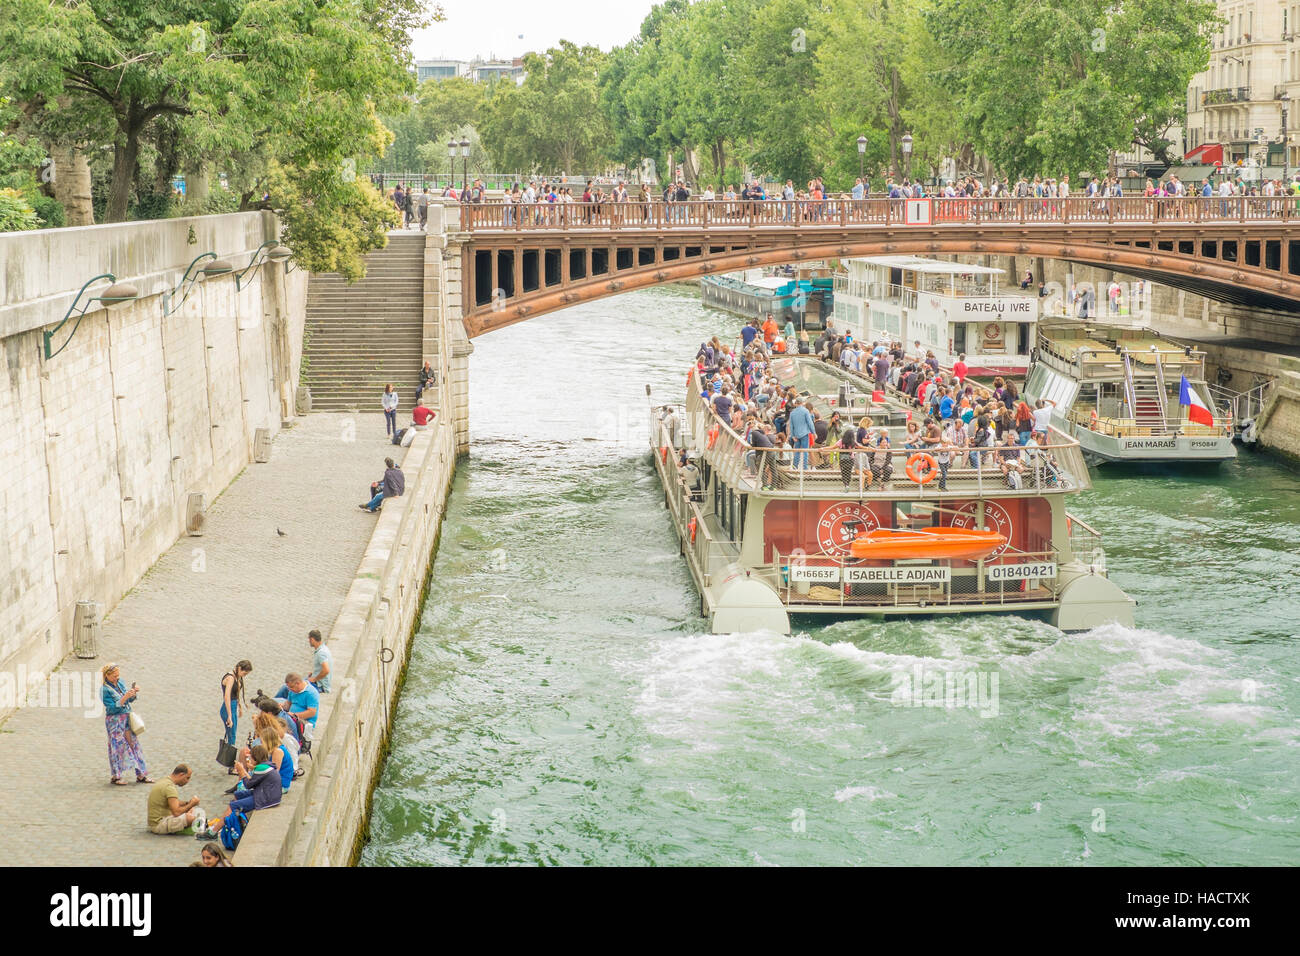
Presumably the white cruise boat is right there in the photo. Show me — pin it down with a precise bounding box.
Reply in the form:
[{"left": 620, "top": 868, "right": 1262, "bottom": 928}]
[{"left": 832, "top": 255, "right": 1038, "bottom": 379}]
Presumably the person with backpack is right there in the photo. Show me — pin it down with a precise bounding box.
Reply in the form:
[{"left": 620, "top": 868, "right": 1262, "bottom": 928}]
[{"left": 206, "top": 744, "right": 282, "bottom": 849}]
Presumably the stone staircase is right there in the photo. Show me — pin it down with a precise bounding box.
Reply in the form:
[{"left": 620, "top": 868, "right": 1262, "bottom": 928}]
[{"left": 303, "top": 234, "right": 426, "bottom": 411}]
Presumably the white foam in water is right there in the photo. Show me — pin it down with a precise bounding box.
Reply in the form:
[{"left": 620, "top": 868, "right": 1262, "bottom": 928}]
[
  {"left": 834, "top": 785, "right": 897, "bottom": 803},
  {"left": 1016, "top": 622, "right": 1283, "bottom": 752}
]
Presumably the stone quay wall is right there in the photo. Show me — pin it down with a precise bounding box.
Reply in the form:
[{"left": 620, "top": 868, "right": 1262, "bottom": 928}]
[
  {"left": 0, "top": 212, "right": 305, "bottom": 718},
  {"left": 233, "top": 420, "right": 457, "bottom": 866}
]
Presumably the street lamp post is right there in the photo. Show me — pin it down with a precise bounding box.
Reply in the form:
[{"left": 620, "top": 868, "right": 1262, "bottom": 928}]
[
  {"left": 447, "top": 141, "right": 457, "bottom": 191},
  {"left": 460, "top": 138, "right": 471, "bottom": 195},
  {"left": 901, "top": 132, "right": 913, "bottom": 180},
  {"left": 1282, "top": 92, "right": 1291, "bottom": 187},
  {"left": 857, "top": 135, "right": 868, "bottom": 181}
]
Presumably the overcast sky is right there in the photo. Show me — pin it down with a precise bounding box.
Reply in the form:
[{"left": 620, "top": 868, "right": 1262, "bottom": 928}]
[{"left": 411, "top": 0, "right": 660, "bottom": 60}]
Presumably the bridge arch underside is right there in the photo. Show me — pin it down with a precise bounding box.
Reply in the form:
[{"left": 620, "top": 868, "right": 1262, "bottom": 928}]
[{"left": 462, "top": 235, "right": 1300, "bottom": 337}]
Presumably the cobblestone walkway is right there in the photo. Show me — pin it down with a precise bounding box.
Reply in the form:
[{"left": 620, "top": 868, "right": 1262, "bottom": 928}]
[{"left": 0, "top": 413, "right": 398, "bottom": 866}]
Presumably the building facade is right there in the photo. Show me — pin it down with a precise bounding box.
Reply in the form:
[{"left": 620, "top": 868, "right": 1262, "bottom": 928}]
[
  {"left": 415, "top": 58, "right": 526, "bottom": 86},
  {"left": 1184, "top": 2, "right": 1295, "bottom": 172}
]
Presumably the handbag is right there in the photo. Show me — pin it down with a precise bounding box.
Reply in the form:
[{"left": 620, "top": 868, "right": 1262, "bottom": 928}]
[
  {"left": 127, "top": 711, "right": 145, "bottom": 736},
  {"left": 216, "top": 738, "right": 239, "bottom": 768}
]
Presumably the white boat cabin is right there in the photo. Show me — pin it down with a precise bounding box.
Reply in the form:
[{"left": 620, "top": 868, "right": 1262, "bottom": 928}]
[{"left": 832, "top": 255, "right": 1039, "bottom": 378}]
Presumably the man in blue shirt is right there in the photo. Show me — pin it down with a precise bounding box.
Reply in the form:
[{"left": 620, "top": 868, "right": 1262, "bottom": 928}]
[
  {"left": 787, "top": 397, "right": 815, "bottom": 470},
  {"left": 281, "top": 674, "right": 320, "bottom": 727},
  {"left": 740, "top": 320, "right": 760, "bottom": 348}
]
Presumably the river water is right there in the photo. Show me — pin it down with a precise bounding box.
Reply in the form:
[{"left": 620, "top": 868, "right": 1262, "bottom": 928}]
[{"left": 361, "top": 288, "right": 1300, "bottom": 866}]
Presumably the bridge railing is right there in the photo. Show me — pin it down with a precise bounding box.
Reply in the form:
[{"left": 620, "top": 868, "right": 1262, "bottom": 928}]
[{"left": 460, "top": 195, "right": 1300, "bottom": 231}]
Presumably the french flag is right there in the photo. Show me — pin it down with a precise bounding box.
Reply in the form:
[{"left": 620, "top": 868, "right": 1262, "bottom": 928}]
[{"left": 1179, "top": 375, "right": 1214, "bottom": 426}]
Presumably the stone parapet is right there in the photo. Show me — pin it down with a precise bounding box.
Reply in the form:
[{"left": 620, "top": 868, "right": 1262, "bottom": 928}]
[{"left": 232, "top": 420, "right": 457, "bottom": 866}]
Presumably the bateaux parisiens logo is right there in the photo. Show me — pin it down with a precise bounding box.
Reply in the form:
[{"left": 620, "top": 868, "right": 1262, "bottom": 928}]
[
  {"left": 817, "top": 502, "right": 878, "bottom": 556},
  {"left": 49, "top": 886, "right": 151, "bottom": 936},
  {"left": 949, "top": 501, "right": 1013, "bottom": 559}
]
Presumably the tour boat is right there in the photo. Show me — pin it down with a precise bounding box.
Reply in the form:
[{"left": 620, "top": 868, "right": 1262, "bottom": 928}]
[
  {"left": 701, "top": 266, "right": 833, "bottom": 328},
  {"left": 848, "top": 527, "right": 1007, "bottom": 561},
  {"left": 1022, "top": 321, "right": 1236, "bottom": 465},
  {"left": 831, "top": 255, "right": 1038, "bottom": 380},
  {"left": 649, "top": 353, "right": 1135, "bottom": 635}
]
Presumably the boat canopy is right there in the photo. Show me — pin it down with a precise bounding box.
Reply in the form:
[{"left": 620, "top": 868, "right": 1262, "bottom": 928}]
[{"left": 849, "top": 255, "right": 1005, "bottom": 276}]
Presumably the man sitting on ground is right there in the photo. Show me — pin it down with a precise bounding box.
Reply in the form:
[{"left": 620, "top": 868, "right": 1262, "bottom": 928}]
[
  {"left": 148, "top": 765, "right": 201, "bottom": 835},
  {"left": 361, "top": 457, "right": 405, "bottom": 513}
]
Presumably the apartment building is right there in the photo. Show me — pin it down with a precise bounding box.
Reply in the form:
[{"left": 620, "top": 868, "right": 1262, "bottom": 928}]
[{"left": 1184, "top": 1, "right": 1296, "bottom": 171}]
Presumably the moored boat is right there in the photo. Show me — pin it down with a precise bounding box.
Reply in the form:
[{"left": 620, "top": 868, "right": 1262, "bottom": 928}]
[{"left": 1023, "top": 321, "right": 1236, "bottom": 465}]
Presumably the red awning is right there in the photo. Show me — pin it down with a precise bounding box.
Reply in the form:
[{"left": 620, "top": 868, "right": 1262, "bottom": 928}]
[{"left": 1185, "top": 143, "right": 1224, "bottom": 165}]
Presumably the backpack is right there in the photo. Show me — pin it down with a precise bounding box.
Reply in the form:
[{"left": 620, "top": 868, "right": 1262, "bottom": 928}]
[
  {"left": 219, "top": 809, "right": 249, "bottom": 852},
  {"left": 391, "top": 427, "right": 406, "bottom": 446}
]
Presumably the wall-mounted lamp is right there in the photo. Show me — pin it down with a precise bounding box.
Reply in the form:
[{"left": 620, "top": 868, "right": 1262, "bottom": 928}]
[
  {"left": 162, "top": 253, "right": 233, "bottom": 315},
  {"left": 44, "top": 274, "right": 139, "bottom": 359},
  {"left": 234, "top": 241, "right": 294, "bottom": 291}
]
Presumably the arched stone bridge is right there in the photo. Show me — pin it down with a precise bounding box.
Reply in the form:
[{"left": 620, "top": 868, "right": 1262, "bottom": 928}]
[{"left": 455, "top": 197, "right": 1300, "bottom": 336}]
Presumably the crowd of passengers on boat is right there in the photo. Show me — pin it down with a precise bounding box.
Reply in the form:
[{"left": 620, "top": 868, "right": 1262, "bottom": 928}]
[{"left": 673, "top": 319, "right": 1068, "bottom": 494}]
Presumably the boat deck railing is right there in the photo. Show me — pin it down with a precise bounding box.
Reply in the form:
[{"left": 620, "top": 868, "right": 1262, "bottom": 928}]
[
  {"left": 689, "top": 370, "right": 1090, "bottom": 499},
  {"left": 768, "top": 544, "right": 1064, "bottom": 610},
  {"left": 1067, "top": 513, "right": 1106, "bottom": 574},
  {"left": 1064, "top": 407, "right": 1232, "bottom": 439}
]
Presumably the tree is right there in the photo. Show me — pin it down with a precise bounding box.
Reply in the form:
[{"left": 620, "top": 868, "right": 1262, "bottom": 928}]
[
  {"left": 2, "top": 0, "right": 440, "bottom": 222},
  {"left": 928, "top": 0, "right": 1218, "bottom": 177},
  {"left": 381, "top": 77, "right": 488, "bottom": 174},
  {"left": 480, "top": 42, "right": 612, "bottom": 175}
]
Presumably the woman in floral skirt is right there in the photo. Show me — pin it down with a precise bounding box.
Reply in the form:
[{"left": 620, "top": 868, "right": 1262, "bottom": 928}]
[{"left": 101, "top": 663, "right": 151, "bottom": 786}]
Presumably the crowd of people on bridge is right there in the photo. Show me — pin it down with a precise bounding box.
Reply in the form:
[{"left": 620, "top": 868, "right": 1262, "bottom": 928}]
[{"left": 676, "top": 318, "right": 1059, "bottom": 493}]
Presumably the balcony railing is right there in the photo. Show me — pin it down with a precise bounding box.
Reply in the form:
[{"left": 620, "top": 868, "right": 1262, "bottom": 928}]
[{"left": 1203, "top": 87, "right": 1251, "bottom": 106}]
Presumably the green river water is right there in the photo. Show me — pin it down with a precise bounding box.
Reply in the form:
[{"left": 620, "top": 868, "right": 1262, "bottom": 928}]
[{"left": 361, "top": 287, "right": 1300, "bottom": 867}]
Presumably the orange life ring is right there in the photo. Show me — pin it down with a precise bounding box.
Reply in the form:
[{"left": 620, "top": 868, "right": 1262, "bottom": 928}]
[
  {"left": 688, "top": 516, "right": 697, "bottom": 543},
  {"left": 905, "top": 452, "right": 938, "bottom": 484},
  {"left": 661, "top": 446, "right": 670, "bottom": 462},
  {"left": 1089, "top": 409, "right": 1098, "bottom": 430},
  {"left": 707, "top": 426, "right": 720, "bottom": 449}
]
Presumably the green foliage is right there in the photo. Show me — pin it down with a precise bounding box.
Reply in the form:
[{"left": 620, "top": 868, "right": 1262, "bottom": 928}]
[
  {"left": 0, "top": 187, "right": 39, "bottom": 231},
  {"left": 1, "top": 0, "right": 441, "bottom": 273},
  {"left": 480, "top": 42, "right": 612, "bottom": 175},
  {"left": 380, "top": 77, "right": 488, "bottom": 173},
  {"left": 592, "top": 0, "right": 1216, "bottom": 186},
  {"left": 265, "top": 162, "right": 398, "bottom": 281},
  {"left": 30, "top": 193, "right": 65, "bottom": 228},
  {"left": 928, "top": 0, "right": 1219, "bottom": 176}
]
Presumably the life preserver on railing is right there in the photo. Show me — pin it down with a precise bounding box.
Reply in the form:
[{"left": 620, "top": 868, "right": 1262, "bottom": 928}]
[
  {"left": 688, "top": 516, "right": 697, "bottom": 543},
  {"left": 905, "top": 452, "right": 938, "bottom": 484},
  {"left": 1066, "top": 516, "right": 1073, "bottom": 536},
  {"left": 707, "top": 426, "right": 720, "bottom": 449},
  {"left": 1089, "top": 409, "right": 1099, "bottom": 430},
  {"left": 661, "top": 446, "right": 670, "bottom": 463}
]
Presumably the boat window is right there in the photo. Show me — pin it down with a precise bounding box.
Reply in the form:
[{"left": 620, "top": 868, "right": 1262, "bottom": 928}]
[
  {"left": 953, "top": 322, "right": 966, "bottom": 354},
  {"left": 894, "top": 501, "right": 939, "bottom": 530}
]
